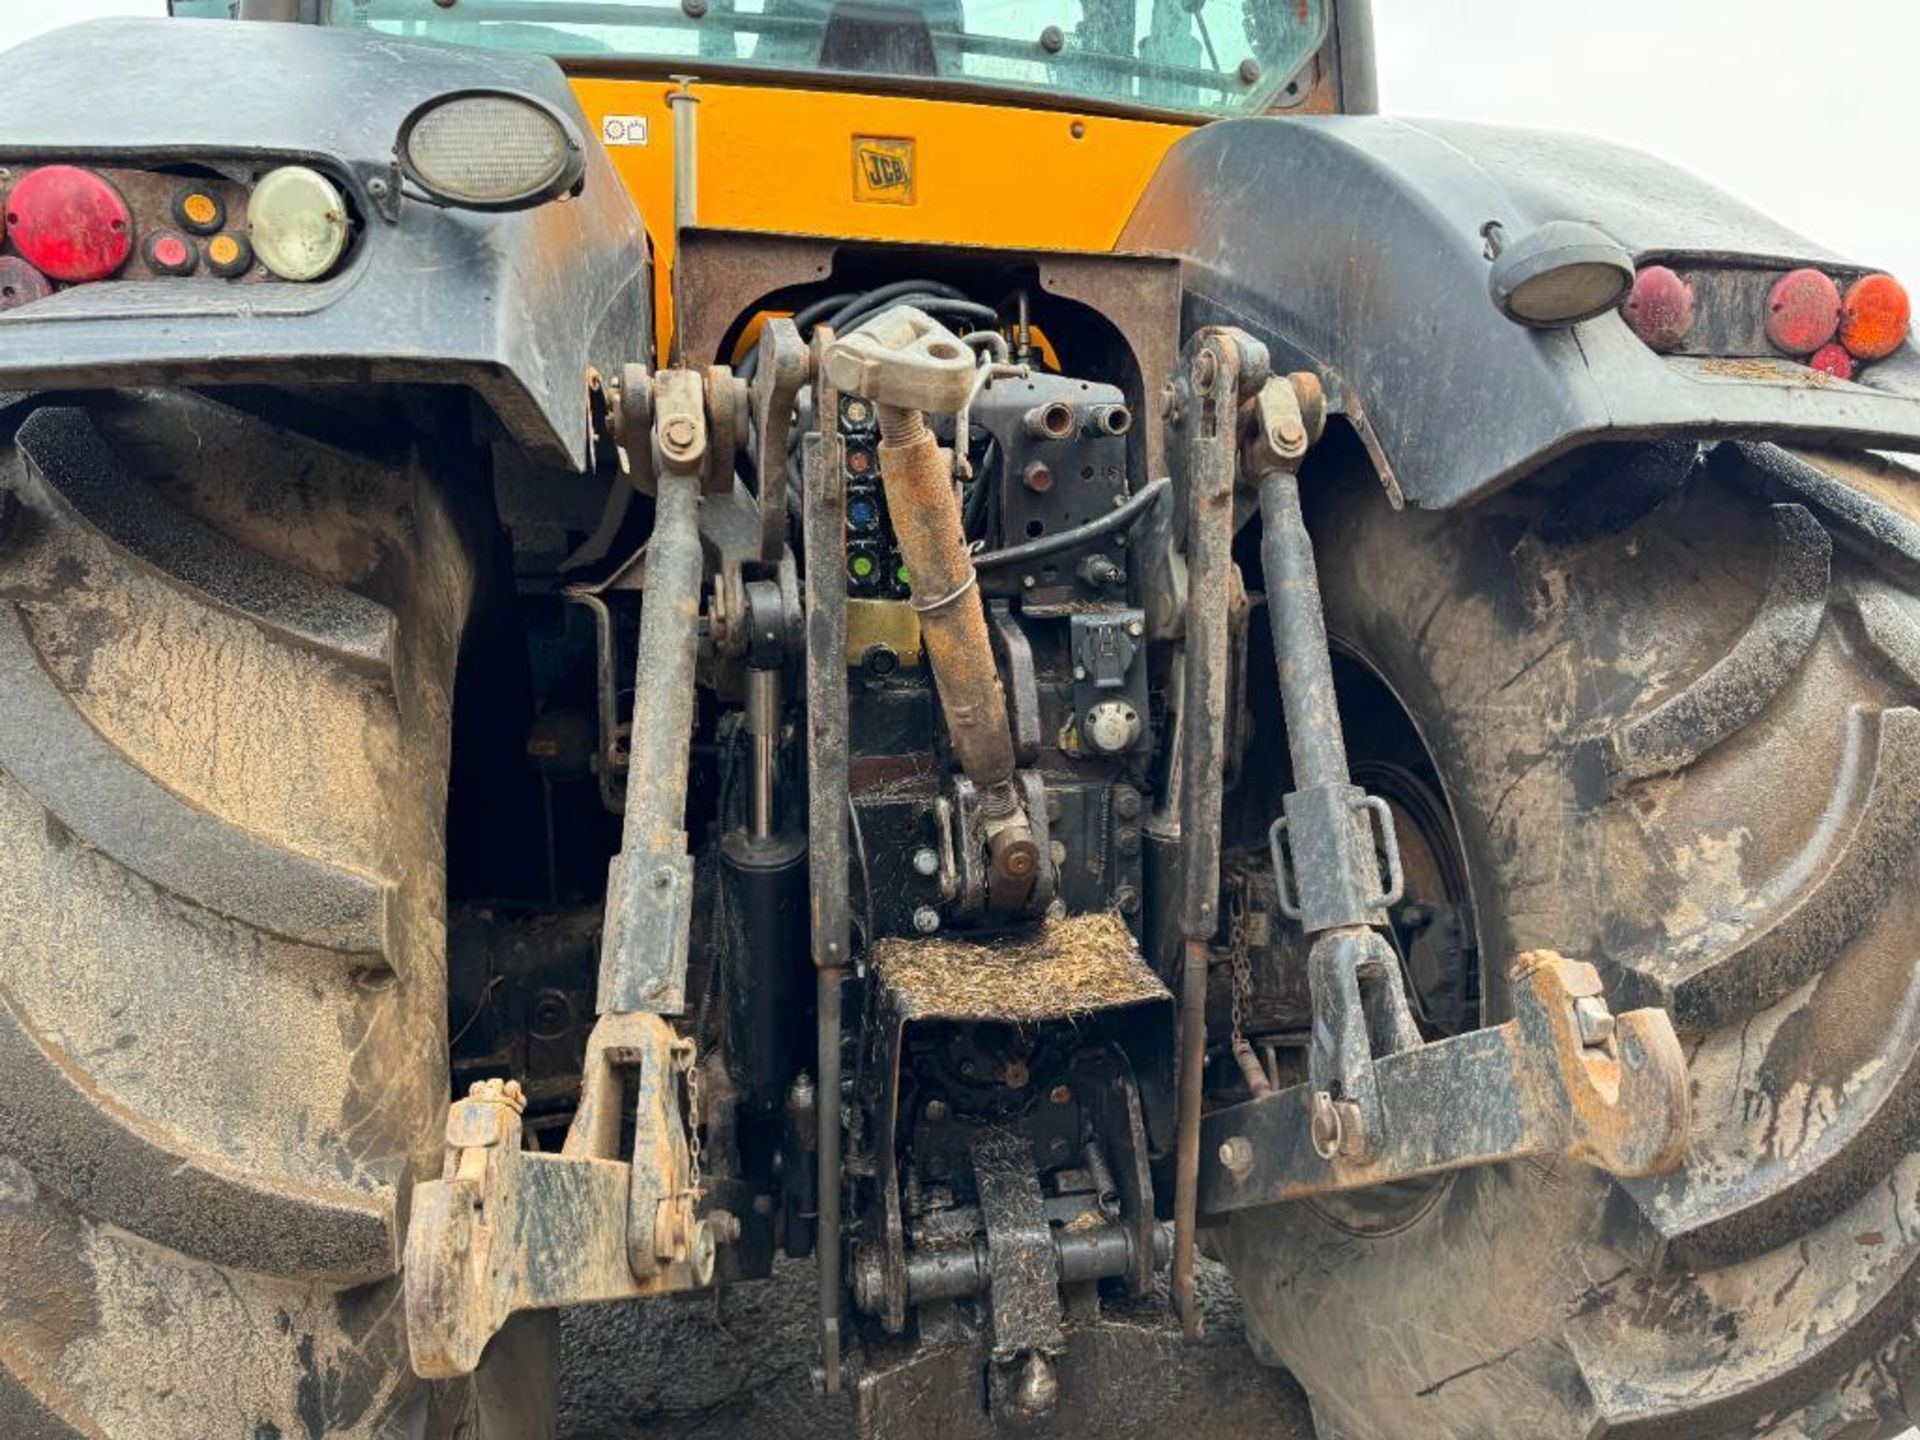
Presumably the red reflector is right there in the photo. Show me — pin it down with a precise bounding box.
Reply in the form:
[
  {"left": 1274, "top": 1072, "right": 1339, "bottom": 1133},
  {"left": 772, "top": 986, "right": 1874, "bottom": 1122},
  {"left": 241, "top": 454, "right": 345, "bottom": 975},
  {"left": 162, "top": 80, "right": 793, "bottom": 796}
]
[
  {"left": 1765, "top": 268, "right": 1841, "bottom": 355},
  {"left": 1809, "top": 343, "right": 1854, "bottom": 382},
  {"left": 4, "top": 166, "right": 133, "bottom": 283},
  {"left": 143, "top": 230, "right": 196, "bottom": 277},
  {"left": 0, "top": 256, "right": 53, "bottom": 312},
  {"left": 1624, "top": 265, "right": 1695, "bottom": 352},
  {"left": 1840, "top": 274, "right": 1911, "bottom": 361}
]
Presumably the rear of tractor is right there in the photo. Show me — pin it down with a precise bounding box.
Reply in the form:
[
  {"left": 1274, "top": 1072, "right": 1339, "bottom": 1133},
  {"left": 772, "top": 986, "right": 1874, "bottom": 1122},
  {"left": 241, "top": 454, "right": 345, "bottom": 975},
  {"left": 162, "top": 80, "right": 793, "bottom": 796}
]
[{"left": 0, "top": 4, "right": 1915, "bottom": 1438}]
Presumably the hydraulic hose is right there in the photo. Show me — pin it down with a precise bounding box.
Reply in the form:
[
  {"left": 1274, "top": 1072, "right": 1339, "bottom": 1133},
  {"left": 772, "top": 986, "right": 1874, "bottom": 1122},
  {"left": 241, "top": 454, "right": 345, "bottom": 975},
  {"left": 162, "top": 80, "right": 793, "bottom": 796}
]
[
  {"left": 740, "top": 280, "right": 972, "bottom": 381},
  {"left": 971, "top": 476, "right": 1169, "bottom": 571}
]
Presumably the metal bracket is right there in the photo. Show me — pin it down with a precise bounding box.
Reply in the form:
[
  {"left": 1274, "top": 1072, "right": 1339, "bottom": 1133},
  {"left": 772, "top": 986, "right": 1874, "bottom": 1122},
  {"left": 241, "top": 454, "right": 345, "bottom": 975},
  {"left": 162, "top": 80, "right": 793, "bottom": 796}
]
[
  {"left": 405, "top": 1014, "right": 715, "bottom": 1379},
  {"left": 1198, "top": 952, "right": 1690, "bottom": 1216},
  {"left": 1170, "top": 327, "right": 1267, "bottom": 1336},
  {"left": 409, "top": 360, "right": 738, "bottom": 1384},
  {"left": 1202, "top": 359, "right": 1693, "bottom": 1208},
  {"left": 988, "top": 600, "right": 1042, "bottom": 766},
  {"left": 801, "top": 325, "right": 853, "bottom": 1395},
  {"left": 749, "top": 316, "right": 810, "bottom": 564},
  {"left": 702, "top": 365, "right": 749, "bottom": 494},
  {"left": 944, "top": 771, "right": 1056, "bottom": 918},
  {"left": 822, "top": 304, "right": 977, "bottom": 415},
  {"left": 598, "top": 367, "right": 716, "bottom": 1016},
  {"left": 1268, "top": 789, "right": 1403, "bottom": 928}
]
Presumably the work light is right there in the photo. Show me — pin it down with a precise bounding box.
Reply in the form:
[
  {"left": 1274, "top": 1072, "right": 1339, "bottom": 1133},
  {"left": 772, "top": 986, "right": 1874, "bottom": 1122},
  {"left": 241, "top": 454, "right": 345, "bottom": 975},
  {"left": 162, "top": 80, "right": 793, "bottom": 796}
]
[
  {"left": 396, "top": 90, "right": 584, "bottom": 212},
  {"left": 1487, "top": 219, "right": 1634, "bottom": 329}
]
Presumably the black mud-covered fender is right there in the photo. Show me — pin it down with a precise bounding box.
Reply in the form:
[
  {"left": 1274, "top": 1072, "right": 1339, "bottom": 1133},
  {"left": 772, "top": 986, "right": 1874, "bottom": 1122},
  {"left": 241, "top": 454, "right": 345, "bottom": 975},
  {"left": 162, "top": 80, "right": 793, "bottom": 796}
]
[
  {"left": 1121, "top": 117, "right": 1920, "bottom": 507},
  {"left": 0, "top": 18, "right": 648, "bottom": 471}
]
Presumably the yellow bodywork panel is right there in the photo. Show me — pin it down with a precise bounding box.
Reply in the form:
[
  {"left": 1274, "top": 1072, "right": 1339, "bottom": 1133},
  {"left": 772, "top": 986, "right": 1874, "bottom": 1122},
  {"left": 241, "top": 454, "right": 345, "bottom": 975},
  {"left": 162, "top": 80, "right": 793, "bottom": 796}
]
[{"left": 567, "top": 75, "right": 1195, "bottom": 347}]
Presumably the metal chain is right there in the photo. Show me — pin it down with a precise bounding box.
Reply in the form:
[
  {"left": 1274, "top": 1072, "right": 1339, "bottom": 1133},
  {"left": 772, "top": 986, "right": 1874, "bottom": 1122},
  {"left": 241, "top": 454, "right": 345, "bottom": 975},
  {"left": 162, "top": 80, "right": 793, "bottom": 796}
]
[
  {"left": 681, "top": 1042, "right": 704, "bottom": 1199},
  {"left": 1227, "top": 880, "right": 1254, "bottom": 1047}
]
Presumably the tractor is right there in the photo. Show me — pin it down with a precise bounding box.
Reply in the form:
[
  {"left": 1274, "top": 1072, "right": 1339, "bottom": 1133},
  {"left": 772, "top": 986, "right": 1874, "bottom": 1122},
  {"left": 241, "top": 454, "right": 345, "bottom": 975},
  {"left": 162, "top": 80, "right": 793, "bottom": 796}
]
[{"left": 0, "top": 3, "right": 1915, "bottom": 1437}]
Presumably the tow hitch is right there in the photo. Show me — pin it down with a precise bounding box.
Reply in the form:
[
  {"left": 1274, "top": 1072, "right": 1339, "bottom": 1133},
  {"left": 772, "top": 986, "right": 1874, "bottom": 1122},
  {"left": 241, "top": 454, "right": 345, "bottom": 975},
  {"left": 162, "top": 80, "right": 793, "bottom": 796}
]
[
  {"left": 405, "top": 360, "right": 740, "bottom": 1376},
  {"left": 401, "top": 320, "right": 1690, "bottom": 1410},
  {"left": 1179, "top": 330, "right": 1688, "bottom": 1241}
]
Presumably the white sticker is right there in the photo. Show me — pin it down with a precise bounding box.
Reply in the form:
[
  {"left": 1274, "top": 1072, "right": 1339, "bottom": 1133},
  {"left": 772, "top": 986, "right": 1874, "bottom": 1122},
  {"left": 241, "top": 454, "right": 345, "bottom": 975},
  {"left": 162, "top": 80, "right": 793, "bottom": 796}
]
[{"left": 601, "top": 115, "right": 650, "bottom": 147}]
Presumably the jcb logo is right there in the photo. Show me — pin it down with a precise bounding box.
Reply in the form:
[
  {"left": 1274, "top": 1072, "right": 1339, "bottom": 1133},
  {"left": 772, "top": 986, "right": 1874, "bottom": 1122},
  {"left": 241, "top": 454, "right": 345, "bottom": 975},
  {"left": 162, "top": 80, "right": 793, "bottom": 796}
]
[
  {"left": 862, "top": 149, "right": 909, "bottom": 191},
  {"left": 853, "top": 137, "right": 915, "bottom": 205}
]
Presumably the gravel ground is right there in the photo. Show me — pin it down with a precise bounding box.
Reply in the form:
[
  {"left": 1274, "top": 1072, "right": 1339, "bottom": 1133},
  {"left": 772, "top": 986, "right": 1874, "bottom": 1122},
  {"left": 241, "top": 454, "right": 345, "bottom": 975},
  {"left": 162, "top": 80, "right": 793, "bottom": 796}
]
[{"left": 557, "top": 1254, "right": 1314, "bottom": 1440}]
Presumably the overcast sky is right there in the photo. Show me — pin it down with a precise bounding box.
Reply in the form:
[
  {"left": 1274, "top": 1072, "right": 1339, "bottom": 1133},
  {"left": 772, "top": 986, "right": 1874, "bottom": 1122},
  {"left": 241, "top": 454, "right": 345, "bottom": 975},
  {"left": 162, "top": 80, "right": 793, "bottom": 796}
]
[{"left": 2, "top": 0, "right": 1916, "bottom": 288}]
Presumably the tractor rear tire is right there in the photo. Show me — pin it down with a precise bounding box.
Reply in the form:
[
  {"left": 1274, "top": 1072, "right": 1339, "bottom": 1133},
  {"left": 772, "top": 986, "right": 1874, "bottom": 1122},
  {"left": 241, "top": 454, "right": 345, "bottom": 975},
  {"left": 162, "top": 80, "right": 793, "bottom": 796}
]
[
  {"left": 1222, "top": 440, "right": 1920, "bottom": 1440},
  {"left": 0, "top": 391, "right": 552, "bottom": 1439}
]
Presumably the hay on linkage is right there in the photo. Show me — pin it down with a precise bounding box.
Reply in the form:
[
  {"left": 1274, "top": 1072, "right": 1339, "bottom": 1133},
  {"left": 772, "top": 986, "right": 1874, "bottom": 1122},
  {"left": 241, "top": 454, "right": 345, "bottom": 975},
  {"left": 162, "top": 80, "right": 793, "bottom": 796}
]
[{"left": 873, "top": 910, "right": 1169, "bottom": 1024}]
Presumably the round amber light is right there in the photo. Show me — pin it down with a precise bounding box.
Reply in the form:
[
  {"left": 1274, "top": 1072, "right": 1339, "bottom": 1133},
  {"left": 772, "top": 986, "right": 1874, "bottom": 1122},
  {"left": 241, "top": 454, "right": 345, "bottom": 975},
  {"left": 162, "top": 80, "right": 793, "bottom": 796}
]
[
  {"left": 175, "top": 188, "right": 224, "bottom": 234},
  {"left": 1840, "top": 274, "right": 1911, "bottom": 361}
]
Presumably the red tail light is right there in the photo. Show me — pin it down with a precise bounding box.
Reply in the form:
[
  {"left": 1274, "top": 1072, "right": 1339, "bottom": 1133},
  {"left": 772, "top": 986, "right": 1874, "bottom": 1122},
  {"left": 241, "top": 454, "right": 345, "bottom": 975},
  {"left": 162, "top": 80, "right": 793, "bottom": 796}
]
[
  {"left": 1840, "top": 274, "right": 1911, "bottom": 361},
  {"left": 1624, "top": 265, "right": 1695, "bottom": 352},
  {"left": 1809, "top": 343, "right": 1854, "bottom": 381},
  {"left": 5, "top": 166, "right": 133, "bottom": 283},
  {"left": 1765, "top": 268, "right": 1841, "bottom": 355}
]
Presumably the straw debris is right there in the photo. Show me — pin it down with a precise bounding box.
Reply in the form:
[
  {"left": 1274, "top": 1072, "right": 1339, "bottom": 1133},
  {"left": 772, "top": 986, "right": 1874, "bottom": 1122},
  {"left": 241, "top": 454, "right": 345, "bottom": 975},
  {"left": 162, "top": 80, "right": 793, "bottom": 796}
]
[{"left": 874, "top": 910, "right": 1168, "bottom": 1022}]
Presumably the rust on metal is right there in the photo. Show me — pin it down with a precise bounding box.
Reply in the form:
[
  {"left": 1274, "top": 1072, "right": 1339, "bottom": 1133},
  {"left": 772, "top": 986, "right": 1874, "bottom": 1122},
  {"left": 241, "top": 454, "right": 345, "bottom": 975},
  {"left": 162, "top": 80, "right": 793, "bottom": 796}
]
[
  {"left": 1195, "top": 953, "right": 1690, "bottom": 1217},
  {"left": 672, "top": 227, "right": 1181, "bottom": 482},
  {"left": 1170, "top": 327, "right": 1257, "bottom": 1338},
  {"left": 878, "top": 413, "right": 1017, "bottom": 789},
  {"left": 404, "top": 1013, "right": 715, "bottom": 1380}
]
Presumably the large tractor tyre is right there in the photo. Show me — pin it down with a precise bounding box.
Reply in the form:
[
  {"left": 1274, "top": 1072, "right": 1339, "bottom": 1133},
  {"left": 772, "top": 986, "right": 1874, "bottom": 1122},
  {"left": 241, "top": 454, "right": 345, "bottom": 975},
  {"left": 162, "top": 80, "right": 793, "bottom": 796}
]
[
  {"left": 1222, "top": 438, "right": 1920, "bottom": 1440},
  {"left": 0, "top": 390, "right": 553, "bottom": 1439}
]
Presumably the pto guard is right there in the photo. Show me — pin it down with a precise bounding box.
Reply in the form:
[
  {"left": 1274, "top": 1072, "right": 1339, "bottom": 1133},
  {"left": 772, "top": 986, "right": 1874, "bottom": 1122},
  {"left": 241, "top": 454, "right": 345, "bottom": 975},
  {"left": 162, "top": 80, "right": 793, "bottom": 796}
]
[{"left": 1122, "top": 116, "right": 1920, "bottom": 509}]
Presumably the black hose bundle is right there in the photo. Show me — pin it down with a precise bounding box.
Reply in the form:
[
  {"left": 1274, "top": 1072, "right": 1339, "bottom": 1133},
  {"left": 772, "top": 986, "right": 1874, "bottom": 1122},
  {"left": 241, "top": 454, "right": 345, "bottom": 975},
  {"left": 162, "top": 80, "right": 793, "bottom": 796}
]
[{"left": 737, "top": 279, "right": 997, "bottom": 382}]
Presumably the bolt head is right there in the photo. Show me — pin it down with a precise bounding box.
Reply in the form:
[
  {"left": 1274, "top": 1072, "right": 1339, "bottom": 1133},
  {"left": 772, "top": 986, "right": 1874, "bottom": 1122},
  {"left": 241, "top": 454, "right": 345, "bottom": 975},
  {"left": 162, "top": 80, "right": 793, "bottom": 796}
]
[
  {"left": 662, "top": 414, "right": 698, "bottom": 450},
  {"left": 1000, "top": 845, "right": 1038, "bottom": 879},
  {"left": 1309, "top": 1092, "right": 1342, "bottom": 1161},
  {"left": 1218, "top": 1134, "right": 1255, "bottom": 1176},
  {"left": 912, "top": 905, "right": 942, "bottom": 934},
  {"left": 924, "top": 1098, "right": 949, "bottom": 1122},
  {"left": 1049, "top": 1084, "right": 1073, "bottom": 1106},
  {"left": 911, "top": 847, "right": 941, "bottom": 877}
]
